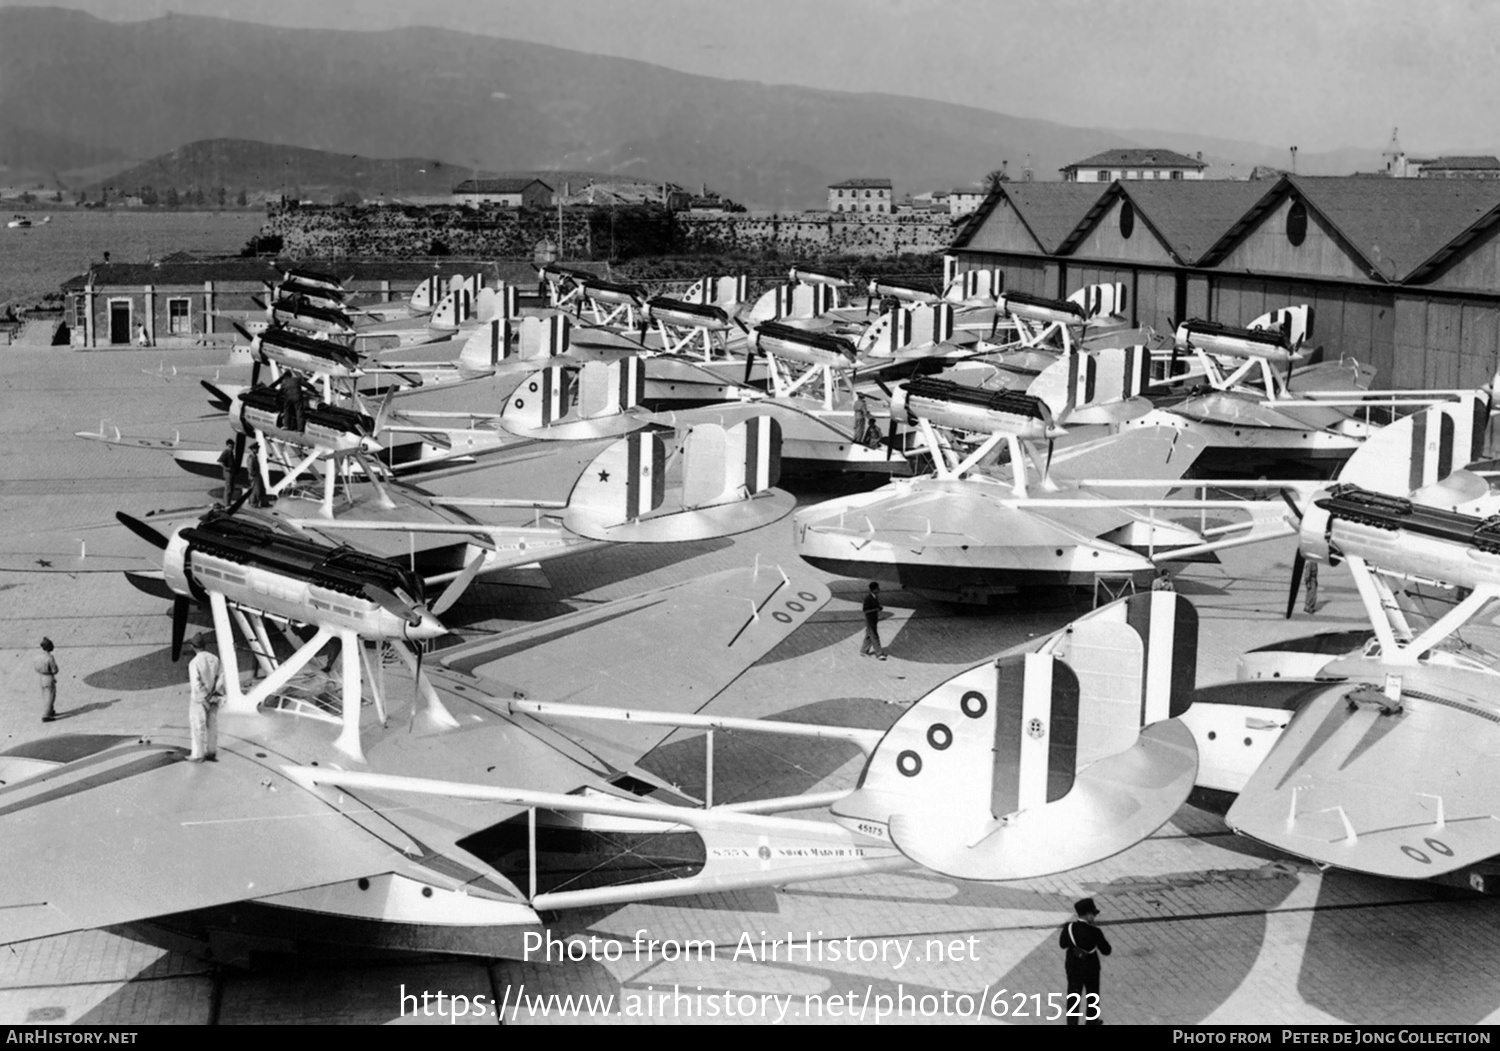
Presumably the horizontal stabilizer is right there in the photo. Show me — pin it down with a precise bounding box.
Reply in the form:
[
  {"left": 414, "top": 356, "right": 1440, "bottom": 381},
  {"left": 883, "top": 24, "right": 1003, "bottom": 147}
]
[
  {"left": 1030, "top": 344, "right": 1152, "bottom": 419},
  {"left": 1337, "top": 392, "right": 1491, "bottom": 494}
]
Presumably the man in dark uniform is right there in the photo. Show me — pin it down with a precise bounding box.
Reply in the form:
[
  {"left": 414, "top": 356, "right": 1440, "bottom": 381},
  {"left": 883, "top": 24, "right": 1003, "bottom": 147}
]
[
  {"left": 860, "top": 581, "right": 887, "bottom": 660},
  {"left": 277, "top": 370, "right": 307, "bottom": 432},
  {"left": 1060, "top": 896, "right": 1111, "bottom": 1024},
  {"left": 217, "top": 439, "right": 238, "bottom": 507}
]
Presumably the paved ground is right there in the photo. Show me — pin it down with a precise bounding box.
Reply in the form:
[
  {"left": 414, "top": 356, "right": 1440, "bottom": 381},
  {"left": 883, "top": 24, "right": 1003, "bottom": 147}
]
[{"left": 1, "top": 346, "right": 1497, "bottom": 1026}]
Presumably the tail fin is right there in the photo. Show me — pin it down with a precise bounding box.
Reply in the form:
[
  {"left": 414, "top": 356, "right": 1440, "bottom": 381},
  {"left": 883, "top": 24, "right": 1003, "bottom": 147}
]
[
  {"left": 1248, "top": 304, "right": 1313, "bottom": 350},
  {"left": 564, "top": 431, "right": 667, "bottom": 527},
  {"left": 521, "top": 315, "right": 571, "bottom": 360},
  {"left": 832, "top": 590, "right": 1198, "bottom": 880},
  {"left": 430, "top": 290, "right": 474, "bottom": 331},
  {"left": 1031, "top": 344, "right": 1151, "bottom": 416},
  {"left": 1066, "top": 282, "right": 1128, "bottom": 322},
  {"left": 410, "top": 275, "right": 443, "bottom": 313},
  {"left": 942, "top": 267, "right": 1003, "bottom": 303},
  {"left": 745, "top": 283, "right": 837, "bottom": 323},
  {"left": 459, "top": 318, "right": 516, "bottom": 370},
  {"left": 680, "top": 417, "right": 782, "bottom": 508},
  {"left": 502, "top": 366, "right": 576, "bottom": 430},
  {"left": 575, "top": 357, "right": 645, "bottom": 419},
  {"left": 857, "top": 303, "right": 954, "bottom": 355},
  {"left": 1337, "top": 392, "right": 1493, "bottom": 493},
  {"left": 474, "top": 282, "right": 517, "bottom": 323},
  {"left": 684, "top": 275, "right": 749, "bottom": 307}
]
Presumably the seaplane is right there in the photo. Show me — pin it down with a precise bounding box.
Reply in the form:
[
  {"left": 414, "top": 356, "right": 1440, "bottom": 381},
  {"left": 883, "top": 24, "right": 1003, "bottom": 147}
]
[
  {"left": 1165, "top": 393, "right": 1500, "bottom": 891},
  {"left": 793, "top": 372, "right": 1303, "bottom": 602},
  {"left": 0, "top": 525, "right": 1203, "bottom": 960},
  {"left": 1118, "top": 304, "right": 1404, "bottom": 475}
]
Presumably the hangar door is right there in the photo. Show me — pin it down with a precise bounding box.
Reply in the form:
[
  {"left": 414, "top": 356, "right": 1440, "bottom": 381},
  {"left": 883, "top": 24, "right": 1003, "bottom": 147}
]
[{"left": 1392, "top": 294, "right": 1500, "bottom": 391}]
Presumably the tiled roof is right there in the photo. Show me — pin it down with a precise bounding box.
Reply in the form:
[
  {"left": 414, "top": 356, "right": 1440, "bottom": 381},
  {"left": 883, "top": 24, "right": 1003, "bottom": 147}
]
[
  {"left": 1089, "top": 180, "right": 1275, "bottom": 264},
  {"left": 62, "top": 257, "right": 526, "bottom": 289},
  {"left": 1063, "top": 148, "right": 1206, "bottom": 171},
  {"left": 951, "top": 182, "right": 1110, "bottom": 254},
  {"left": 1201, "top": 175, "right": 1500, "bottom": 282},
  {"left": 829, "top": 178, "right": 892, "bottom": 189},
  {"left": 453, "top": 178, "right": 552, "bottom": 194}
]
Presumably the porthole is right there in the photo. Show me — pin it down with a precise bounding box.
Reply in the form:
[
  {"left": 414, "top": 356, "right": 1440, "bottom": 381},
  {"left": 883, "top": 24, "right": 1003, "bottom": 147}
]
[
  {"left": 1119, "top": 200, "right": 1135, "bottom": 240},
  {"left": 1286, "top": 200, "right": 1308, "bottom": 247},
  {"left": 927, "top": 723, "right": 953, "bottom": 750},
  {"left": 960, "top": 691, "right": 988, "bottom": 719},
  {"left": 897, "top": 750, "right": 923, "bottom": 777}
]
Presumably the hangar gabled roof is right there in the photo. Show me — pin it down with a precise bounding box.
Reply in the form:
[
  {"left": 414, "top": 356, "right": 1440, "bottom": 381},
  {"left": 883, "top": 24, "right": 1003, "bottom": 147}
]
[
  {"left": 950, "top": 183, "right": 1108, "bottom": 254},
  {"left": 1057, "top": 180, "right": 1274, "bottom": 264},
  {"left": 1201, "top": 175, "right": 1500, "bottom": 282}
]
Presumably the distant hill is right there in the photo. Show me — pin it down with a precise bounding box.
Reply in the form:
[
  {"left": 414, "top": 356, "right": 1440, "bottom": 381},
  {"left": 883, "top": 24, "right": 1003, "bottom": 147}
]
[
  {"left": 78, "top": 140, "right": 661, "bottom": 204},
  {"left": 0, "top": 8, "right": 1402, "bottom": 208}
]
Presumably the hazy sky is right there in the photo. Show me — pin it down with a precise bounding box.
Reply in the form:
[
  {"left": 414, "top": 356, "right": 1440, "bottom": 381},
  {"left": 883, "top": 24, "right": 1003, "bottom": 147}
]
[{"left": 5, "top": 0, "right": 1495, "bottom": 153}]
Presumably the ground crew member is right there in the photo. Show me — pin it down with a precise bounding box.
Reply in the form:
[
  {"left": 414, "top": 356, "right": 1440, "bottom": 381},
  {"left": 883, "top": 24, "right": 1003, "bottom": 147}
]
[
  {"left": 185, "top": 633, "right": 224, "bottom": 762},
  {"left": 1060, "top": 897, "right": 1111, "bottom": 1024},
  {"left": 36, "top": 637, "right": 58, "bottom": 723},
  {"left": 218, "top": 439, "right": 238, "bottom": 506},
  {"left": 277, "top": 370, "right": 306, "bottom": 432},
  {"left": 861, "top": 581, "right": 887, "bottom": 660}
]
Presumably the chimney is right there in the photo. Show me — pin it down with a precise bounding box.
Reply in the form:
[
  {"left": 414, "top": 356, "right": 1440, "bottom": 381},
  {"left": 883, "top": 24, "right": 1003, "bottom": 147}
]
[{"left": 1196, "top": 152, "right": 1203, "bottom": 161}]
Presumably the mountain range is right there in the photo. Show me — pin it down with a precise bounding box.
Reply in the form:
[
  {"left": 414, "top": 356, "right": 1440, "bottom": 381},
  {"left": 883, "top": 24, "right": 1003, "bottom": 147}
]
[{"left": 0, "top": 7, "right": 1393, "bottom": 209}]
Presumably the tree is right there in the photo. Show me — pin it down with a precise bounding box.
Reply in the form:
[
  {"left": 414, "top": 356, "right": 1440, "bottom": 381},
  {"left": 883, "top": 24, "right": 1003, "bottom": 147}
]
[
  {"left": 982, "top": 168, "right": 1011, "bottom": 193},
  {"left": 236, "top": 187, "right": 248, "bottom": 207},
  {"left": 333, "top": 188, "right": 363, "bottom": 207},
  {"left": 140, "top": 186, "right": 158, "bottom": 206},
  {"left": 165, "top": 187, "right": 180, "bottom": 208},
  {"left": 216, "top": 185, "right": 227, "bottom": 207}
]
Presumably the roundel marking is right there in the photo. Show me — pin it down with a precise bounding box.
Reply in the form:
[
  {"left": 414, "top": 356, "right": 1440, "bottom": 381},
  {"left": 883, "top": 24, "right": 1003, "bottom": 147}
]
[
  {"left": 896, "top": 750, "right": 923, "bottom": 777},
  {"left": 960, "top": 691, "right": 987, "bottom": 719},
  {"left": 528, "top": 380, "right": 540, "bottom": 392},
  {"left": 1425, "top": 838, "right": 1454, "bottom": 857},
  {"left": 786, "top": 600, "right": 805, "bottom": 613},
  {"left": 772, "top": 611, "right": 793, "bottom": 624},
  {"left": 1401, "top": 845, "right": 1432, "bottom": 865},
  {"left": 926, "top": 723, "right": 953, "bottom": 750},
  {"left": 798, "top": 590, "right": 819, "bottom": 602}
]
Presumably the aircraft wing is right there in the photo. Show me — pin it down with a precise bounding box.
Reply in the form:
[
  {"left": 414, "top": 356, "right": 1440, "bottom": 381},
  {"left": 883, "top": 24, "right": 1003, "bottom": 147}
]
[
  {"left": 438, "top": 563, "right": 831, "bottom": 766},
  {"left": 1226, "top": 663, "right": 1500, "bottom": 879},
  {"left": 0, "top": 739, "right": 404, "bottom": 945}
]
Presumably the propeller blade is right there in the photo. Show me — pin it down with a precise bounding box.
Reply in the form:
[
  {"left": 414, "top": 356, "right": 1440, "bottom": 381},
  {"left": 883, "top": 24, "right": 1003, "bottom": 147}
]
[
  {"left": 431, "top": 553, "right": 486, "bottom": 616},
  {"left": 1285, "top": 549, "right": 1306, "bottom": 620},
  {"left": 116, "top": 512, "right": 171, "bottom": 550},
  {"left": 364, "top": 583, "right": 418, "bottom": 623},
  {"left": 883, "top": 413, "right": 898, "bottom": 462},
  {"left": 1279, "top": 488, "right": 1305, "bottom": 522},
  {"left": 232, "top": 321, "right": 254, "bottom": 343},
  {"left": 170, "top": 595, "right": 190, "bottom": 662}
]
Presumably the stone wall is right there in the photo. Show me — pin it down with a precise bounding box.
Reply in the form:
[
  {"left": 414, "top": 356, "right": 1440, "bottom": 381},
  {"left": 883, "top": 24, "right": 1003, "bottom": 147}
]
[
  {"left": 264, "top": 204, "right": 958, "bottom": 260},
  {"left": 679, "top": 213, "right": 956, "bottom": 256}
]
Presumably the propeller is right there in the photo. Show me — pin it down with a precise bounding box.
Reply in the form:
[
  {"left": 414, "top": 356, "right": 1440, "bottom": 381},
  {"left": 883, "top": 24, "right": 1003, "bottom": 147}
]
[
  {"left": 1279, "top": 488, "right": 1308, "bottom": 619},
  {"left": 363, "top": 582, "right": 426, "bottom": 628},
  {"left": 431, "top": 552, "right": 487, "bottom": 616},
  {"left": 116, "top": 511, "right": 170, "bottom": 550}
]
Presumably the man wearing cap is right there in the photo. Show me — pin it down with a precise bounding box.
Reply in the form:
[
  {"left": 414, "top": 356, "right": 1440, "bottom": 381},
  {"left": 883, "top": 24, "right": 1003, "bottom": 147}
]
[
  {"left": 1059, "top": 897, "right": 1111, "bottom": 1024},
  {"left": 35, "top": 637, "right": 58, "bottom": 723},
  {"left": 185, "top": 633, "right": 225, "bottom": 763}
]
